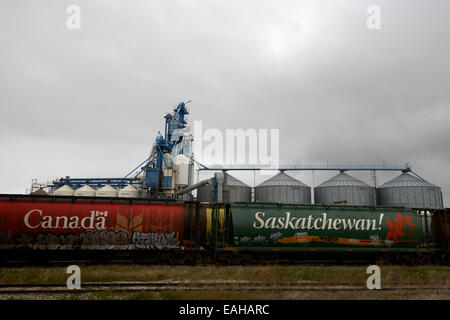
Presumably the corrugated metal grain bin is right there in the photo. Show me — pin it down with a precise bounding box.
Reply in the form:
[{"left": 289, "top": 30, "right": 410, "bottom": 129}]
[
  {"left": 196, "top": 183, "right": 215, "bottom": 202},
  {"left": 196, "top": 173, "right": 251, "bottom": 203},
  {"left": 314, "top": 172, "right": 375, "bottom": 205},
  {"left": 223, "top": 173, "right": 251, "bottom": 203},
  {"left": 378, "top": 172, "right": 443, "bottom": 208},
  {"left": 255, "top": 172, "right": 311, "bottom": 204}
]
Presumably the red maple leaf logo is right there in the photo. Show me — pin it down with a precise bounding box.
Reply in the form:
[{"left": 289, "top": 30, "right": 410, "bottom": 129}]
[{"left": 386, "top": 213, "right": 415, "bottom": 244}]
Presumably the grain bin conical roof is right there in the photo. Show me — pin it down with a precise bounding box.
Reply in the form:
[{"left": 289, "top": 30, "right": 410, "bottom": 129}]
[
  {"left": 32, "top": 188, "right": 48, "bottom": 195},
  {"left": 96, "top": 184, "right": 118, "bottom": 197},
  {"left": 118, "top": 184, "right": 140, "bottom": 198},
  {"left": 257, "top": 172, "right": 309, "bottom": 187},
  {"left": 317, "top": 172, "right": 370, "bottom": 188},
  {"left": 314, "top": 172, "right": 374, "bottom": 206},
  {"left": 74, "top": 184, "right": 96, "bottom": 196},
  {"left": 224, "top": 172, "right": 249, "bottom": 187},
  {"left": 379, "top": 172, "right": 438, "bottom": 188},
  {"left": 53, "top": 184, "right": 75, "bottom": 196}
]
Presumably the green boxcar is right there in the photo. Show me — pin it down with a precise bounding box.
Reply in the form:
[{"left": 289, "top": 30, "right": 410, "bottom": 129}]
[{"left": 216, "top": 203, "right": 433, "bottom": 253}]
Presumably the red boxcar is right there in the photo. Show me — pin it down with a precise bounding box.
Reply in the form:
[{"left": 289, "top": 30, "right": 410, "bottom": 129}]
[{"left": 0, "top": 195, "right": 188, "bottom": 250}]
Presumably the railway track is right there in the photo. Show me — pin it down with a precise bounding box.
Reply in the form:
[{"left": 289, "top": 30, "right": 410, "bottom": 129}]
[
  {"left": 0, "top": 281, "right": 448, "bottom": 294},
  {"left": 1, "top": 255, "right": 436, "bottom": 266}
]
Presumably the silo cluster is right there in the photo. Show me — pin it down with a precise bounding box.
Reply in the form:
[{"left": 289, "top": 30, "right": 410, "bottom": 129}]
[
  {"left": 50, "top": 170, "right": 443, "bottom": 209},
  {"left": 247, "top": 170, "right": 443, "bottom": 209},
  {"left": 52, "top": 183, "right": 141, "bottom": 198}
]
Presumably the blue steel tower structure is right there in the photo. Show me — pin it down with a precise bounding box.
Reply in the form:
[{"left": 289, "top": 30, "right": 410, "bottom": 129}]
[
  {"left": 143, "top": 101, "right": 191, "bottom": 198},
  {"left": 52, "top": 101, "right": 193, "bottom": 199}
]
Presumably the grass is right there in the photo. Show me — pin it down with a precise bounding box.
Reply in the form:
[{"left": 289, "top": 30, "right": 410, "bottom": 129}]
[{"left": 1, "top": 264, "right": 449, "bottom": 284}]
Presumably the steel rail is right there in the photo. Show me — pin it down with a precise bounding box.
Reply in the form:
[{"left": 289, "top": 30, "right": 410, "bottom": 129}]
[{"left": 0, "top": 281, "right": 448, "bottom": 294}]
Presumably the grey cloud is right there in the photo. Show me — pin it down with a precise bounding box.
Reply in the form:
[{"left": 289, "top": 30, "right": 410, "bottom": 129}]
[{"left": 0, "top": 0, "right": 449, "bottom": 205}]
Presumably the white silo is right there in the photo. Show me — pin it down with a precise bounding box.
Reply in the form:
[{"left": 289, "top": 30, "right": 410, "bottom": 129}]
[
  {"left": 32, "top": 188, "right": 48, "bottom": 195},
  {"left": 96, "top": 184, "right": 118, "bottom": 197},
  {"left": 53, "top": 185, "right": 75, "bottom": 196},
  {"left": 74, "top": 184, "right": 96, "bottom": 197},
  {"left": 118, "top": 184, "right": 141, "bottom": 198},
  {"left": 173, "top": 154, "right": 193, "bottom": 187}
]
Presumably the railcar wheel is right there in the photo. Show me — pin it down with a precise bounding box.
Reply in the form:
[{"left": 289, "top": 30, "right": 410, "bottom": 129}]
[
  {"left": 391, "top": 253, "right": 401, "bottom": 264},
  {"left": 240, "top": 253, "right": 252, "bottom": 265},
  {"left": 199, "top": 251, "right": 213, "bottom": 265},
  {"left": 443, "top": 253, "right": 450, "bottom": 265},
  {"left": 230, "top": 255, "right": 243, "bottom": 265},
  {"left": 400, "top": 254, "right": 416, "bottom": 266},
  {"left": 184, "top": 254, "right": 197, "bottom": 266},
  {"left": 171, "top": 254, "right": 186, "bottom": 265},
  {"left": 159, "top": 253, "right": 171, "bottom": 264},
  {"left": 215, "top": 252, "right": 232, "bottom": 265}
]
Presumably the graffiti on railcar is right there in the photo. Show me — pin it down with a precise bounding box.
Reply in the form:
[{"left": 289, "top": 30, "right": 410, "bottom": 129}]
[
  {"left": 3, "top": 228, "right": 182, "bottom": 250},
  {"left": 131, "top": 231, "right": 180, "bottom": 249},
  {"left": 10, "top": 230, "right": 130, "bottom": 250}
]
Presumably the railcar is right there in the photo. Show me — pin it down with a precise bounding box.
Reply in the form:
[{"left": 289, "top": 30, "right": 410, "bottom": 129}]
[
  {"left": 209, "top": 203, "right": 449, "bottom": 264},
  {"left": 0, "top": 194, "right": 207, "bottom": 263},
  {"left": 0, "top": 194, "right": 449, "bottom": 264}
]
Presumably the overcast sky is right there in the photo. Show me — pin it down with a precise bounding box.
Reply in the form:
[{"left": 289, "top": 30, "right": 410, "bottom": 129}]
[{"left": 0, "top": 0, "right": 449, "bottom": 204}]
